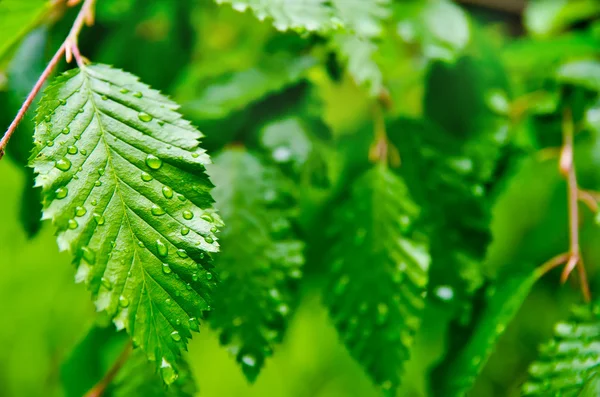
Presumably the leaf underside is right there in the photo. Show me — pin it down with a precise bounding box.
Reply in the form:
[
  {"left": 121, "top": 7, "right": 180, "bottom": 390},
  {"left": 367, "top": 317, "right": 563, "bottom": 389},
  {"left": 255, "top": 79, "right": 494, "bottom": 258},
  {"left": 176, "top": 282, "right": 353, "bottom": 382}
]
[
  {"left": 523, "top": 305, "right": 600, "bottom": 396},
  {"left": 207, "top": 148, "right": 304, "bottom": 381},
  {"left": 31, "top": 64, "right": 222, "bottom": 383},
  {"left": 325, "top": 164, "right": 430, "bottom": 395}
]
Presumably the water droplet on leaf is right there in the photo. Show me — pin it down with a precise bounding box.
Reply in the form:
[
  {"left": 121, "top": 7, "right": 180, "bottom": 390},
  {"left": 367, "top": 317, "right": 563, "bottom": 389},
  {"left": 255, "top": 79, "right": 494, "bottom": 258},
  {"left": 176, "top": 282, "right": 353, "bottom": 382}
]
[
  {"left": 162, "top": 186, "right": 173, "bottom": 199},
  {"left": 133, "top": 92, "right": 143, "bottom": 98},
  {"left": 183, "top": 210, "right": 193, "bottom": 220},
  {"left": 151, "top": 205, "right": 165, "bottom": 216},
  {"left": 67, "top": 219, "right": 78, "bottom": 229},
  {"left": 181, "top": 227, "right": 190, "bottom": 236},
  {"left": 93, "top": 213, "right": 105, "bottom": 225},
  {"left": 141, "top": 172, "right": 153, "bottom": 181},
  {"left": 56, "top": 187, "right": 68, "bottom": 199},
  {"left": 119, "top": 295, "right": 129, "bottom": 307},
  {"left": 67, "top": 145, "right": 78, "bottom": 155},
  {"left": 75, "top": 206, "right": 87, "bottom": 217},
  {"left": 56, "top": 158, "right": 72, "bottom": 171},
  {"left": 138, "top": 112, "right": 152, "bottom": 122},
  {"left": 156, "top": 240, "right": 168, "bottom": 257},
  {"left": 62, "top": 127, "right": 70, "bottom": 135},
  {"left": 101, "top": 277, "right": 113, "bottom": 290},
  {"left": 177, "top": 249, "right": 188, "bottom": 258}
]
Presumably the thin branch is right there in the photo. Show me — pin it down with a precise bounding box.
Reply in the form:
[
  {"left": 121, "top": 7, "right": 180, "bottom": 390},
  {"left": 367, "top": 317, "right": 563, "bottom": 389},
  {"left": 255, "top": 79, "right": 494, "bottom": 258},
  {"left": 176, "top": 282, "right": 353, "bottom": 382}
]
[
  {"left": 83, "top": 342, "right": 132, "bottom": 397},
  {"left": 539, "top": 109, "right": 591, "bottom": 302},
  {"left": 0, "top": 0, "right": 96, "bottom": 160}
]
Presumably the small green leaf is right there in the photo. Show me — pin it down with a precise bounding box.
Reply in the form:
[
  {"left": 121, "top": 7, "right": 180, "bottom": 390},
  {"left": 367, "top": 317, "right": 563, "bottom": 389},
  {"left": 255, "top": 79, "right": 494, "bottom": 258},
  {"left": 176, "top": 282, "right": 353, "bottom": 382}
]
[
  {"left": 395, "top": 0, "right": 470, "bottom": 62},
  {"left": 525, "top": 0, "right": 600, "bottom": 38},
  {"left": 0, "top": 0, "right": 49, "bottom": 63},
  {"left": 31, "top": 64, "right": 221, "bottom": 383},
  {"left": 556, "top": 59, "right": 600, "bottom": 92},
  {"left": 207, "top": 148, "right": 304, "bottom": 382},
  {"left": 523, "top": 304, "right": 600, "bottom": 396},
  {"left": 333, "top": 33, "right": 383, "bottom": 96},
  {"left": 325, "top": 164, "right": 430, "bottom": 395},
  {"left": 214, "top": 0, "right": 337, "bottom": 32},
  {"left": 61, "top": 323, "right": 130, "bottom": 397},
  {"left": 182, "top": 55, "right": 316, "bottom": 120},
  {"left": 438, "top": 270, "right": 541, "bottom": 396}
]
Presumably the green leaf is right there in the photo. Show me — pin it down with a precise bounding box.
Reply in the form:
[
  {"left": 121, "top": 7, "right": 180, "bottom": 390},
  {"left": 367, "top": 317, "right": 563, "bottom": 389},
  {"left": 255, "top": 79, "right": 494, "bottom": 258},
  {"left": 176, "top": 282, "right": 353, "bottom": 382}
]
[
  {"left": 182, "top": 55, "right": 316, "bottom": 121},
  {"left": 324, "top": 164, "right": 430, "bottom": 395},
  {"left": 31, "top": 64, "right": 221, "bottom": 384},
  {"left": 525, "top": 0, "right": 600, "bottom": 38},
  {"left": 0, "top": 0, "right": 49, "bottom": 64},
  {"left": 207, "top": 148, "right": 304, "bottom": 381},
  {"left": 395, "top": 0, "right": 470, "bottom": 62},
  {"left": 556, "top": 59, "right": 600, "bottom": 92},
  {"left": 214, "top": 0, "right": 337, "bottom": 32},
  {"left": 61, "top": 322, "right": 130, "bottom": 397},
  {"left": 330, "top": 0, "right": 390, "bottom": 38},
  {"left": 332, "top": 34, "right": 383, "bottom": 96},
  {"left": 437, "top": 270, "right": 541, "bottom": 396},
  {"left": 523, "top": 304, "right": 600, "bottom": 396}
]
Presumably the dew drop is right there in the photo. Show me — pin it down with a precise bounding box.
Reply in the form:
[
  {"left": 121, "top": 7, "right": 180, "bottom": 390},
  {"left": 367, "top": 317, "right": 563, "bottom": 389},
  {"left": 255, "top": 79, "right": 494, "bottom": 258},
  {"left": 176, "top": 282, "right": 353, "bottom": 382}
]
[
  {"left": 160, "top": 358, "right": 178, "bottom": 384},
  {"left": 277, "top": 303, "right": 289, "bottom": 316},
  {"left": 80, "top": 149, "right": 87, "bottom": 155},
  {"left": 91, "top": 199, "right": 97, "bottom": 206},
  {"left": 206, "top": 272, "right": 213, "bottom": 280},
  {"left": 204, "top": 236, "right": 214, "bottom": 244},
  {"left": 157, "top": 120, "right": 165, "bottom": 126},
  {"left": 151, "top": 205, "right": 165, "bottom": 216},
  {"left": 162, "top": 263, "right": 172, "bottom": 274},
  {"left": 93, "top": 213, "right": 105, "bottom": 225},
  {"left": 59, "top": 99, "right": 67, "bottom": 106},
  {"left": 138, "top": 240, "right": 145, "bottom": 248},
  {"left": 46, "top": 140, "right": 54, "bottom": 147},
  {"left": 189, "top": 317, "right": 199, "bottom": 332},
  {"left": 55, "top": 187, "right": 68, "bottom": 199},
  {"left": 177, "top": 194, "right": 186, "bottom": 202},
  {"left": 101, "top": 277, "right": 113, "bottom": 290},
  {"left": 55, "top": 158, "right": 72, "bottom": 171},
  {"left": 67, "top": 145, "right": 78, "bottom": 155},
  {"left": 192, "top": 273, "right": 198, "bottom": 281},
  {"left": 74, "top": 135, "right": 81, "bottom": 141},
  {"left": 156, "top": 240, "right": 168, "bottom": 257},
  {"left": 82, "top": 247, "right": 96, "bottom": 264},
  {"left": 162, "top": 186, "right": 173, "bottom": 199},
  {"left": 191, "top": 153, "right": 199, "bottom": 158},
  {"left": 67, "top": 219, "right": 78, "bottom": 229},
  {"left": 74, "top": 206, "right": 87, "bottom": 217},
  {"left": 145, "top": 154, "right": 162, "bottom": 169},
  {"left": 120, "top": 88, "right": 129, "bottom": 94},
  {"left": 94, "top": 180, "right": 102, "bottom": 187},
  {"left": 182, "top": 210, "right": 193, "bottom": 220},
  {"left": 101, "top": 95, "right": 108, "bottom": 101},
  {"left": 141, "top": 172, "right": 153, "bottom": 182},
  {"left": 138, "top": 112, "right": 152, "bottom": 122},
  {"left": 241, "top": 354, "right": 256, "bottom": 367},
  {"left": 62, "top": 127, "right": 70, "bottom": 135},
  {"left": 181, "top": 227, "right": 190, "bottom": 236},
  {"left": 176, "top": 249, "right": 188, "bottom": 258},
  {"left": 119, "top": 295, "right": 129, "bottom": 307},
  {"left": 98, "top": 168, "right": 105, "bottom": 176},
  {"left": 200, "top": 214, "right": 213, "bottom": 222},
  {"left": 133, "top": 91, "right": 143, "bottom": 98}
]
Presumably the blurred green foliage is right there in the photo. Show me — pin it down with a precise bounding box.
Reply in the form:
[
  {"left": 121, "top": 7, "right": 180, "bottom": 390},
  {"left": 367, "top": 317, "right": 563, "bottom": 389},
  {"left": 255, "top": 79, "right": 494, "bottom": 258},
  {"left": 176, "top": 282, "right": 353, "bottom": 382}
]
[{"left": 0, "top": 0, "right": 599, "bottom": 396}]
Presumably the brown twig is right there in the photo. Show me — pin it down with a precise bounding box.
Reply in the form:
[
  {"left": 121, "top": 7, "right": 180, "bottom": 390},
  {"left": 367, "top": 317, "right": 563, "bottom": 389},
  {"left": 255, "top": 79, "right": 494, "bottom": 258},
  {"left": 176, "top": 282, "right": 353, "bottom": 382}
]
[
  {"left": 0, "top": 0, "right": 96, "bottom": 160},
  {"left": 538, "top": 109, "right": 591, "bottom": 302},
  {"left": 83, "top": 342, "right": 132, "bottom": 397},
  {"left": 368, "top": 102, "right": 400, "bottom": 167}
]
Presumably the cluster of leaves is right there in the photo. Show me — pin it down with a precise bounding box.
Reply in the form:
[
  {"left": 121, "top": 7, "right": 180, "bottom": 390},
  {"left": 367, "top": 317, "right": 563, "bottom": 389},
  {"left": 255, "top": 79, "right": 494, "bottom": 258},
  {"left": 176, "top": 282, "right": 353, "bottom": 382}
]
[{"left": 0, "top": 0, "right": 599, "bottom": 396}]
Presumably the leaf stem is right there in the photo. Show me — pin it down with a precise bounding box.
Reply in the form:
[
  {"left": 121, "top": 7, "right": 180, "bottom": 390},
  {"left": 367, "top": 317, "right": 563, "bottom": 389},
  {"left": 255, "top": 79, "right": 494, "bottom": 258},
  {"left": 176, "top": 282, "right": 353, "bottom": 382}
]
[
  {"left": 538, "top": 109, "right": 591, "bottom": 302},
  {"left": 83, "top": 342, "right": 132, "bottom": 397},
  {"left": 0, "top": 0, "right": 96, "bottom": 160}
]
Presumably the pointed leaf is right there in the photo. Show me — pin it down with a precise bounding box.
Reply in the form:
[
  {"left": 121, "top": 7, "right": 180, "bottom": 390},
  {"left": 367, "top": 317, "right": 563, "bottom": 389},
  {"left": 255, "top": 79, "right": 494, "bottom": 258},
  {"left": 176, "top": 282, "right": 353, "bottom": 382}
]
[
  {"left": 31, "top": 64, "right": 221, "bottom": 383},
  {"left": 325, "top": 164, "right": 430, "bottom": 395},
  {"left": 207, "top": 148, "right": 304, "bottom": 381}
]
